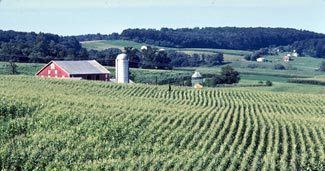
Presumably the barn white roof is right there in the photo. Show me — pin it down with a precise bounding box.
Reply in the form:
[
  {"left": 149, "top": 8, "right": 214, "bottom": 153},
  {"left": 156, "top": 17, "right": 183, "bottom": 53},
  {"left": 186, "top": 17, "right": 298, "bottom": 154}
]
[{"left": 53, "top": 60, "right": 110, "bottom": 75}]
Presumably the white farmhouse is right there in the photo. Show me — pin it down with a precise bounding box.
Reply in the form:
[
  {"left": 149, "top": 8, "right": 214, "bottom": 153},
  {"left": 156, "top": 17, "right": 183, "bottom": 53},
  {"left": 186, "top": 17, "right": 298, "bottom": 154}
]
[
  {"left": 292, "top": 50, "right": 298, "bottom": 57},
  {"left": 256, "top": 57, "right": 265, "bottom": 62}
]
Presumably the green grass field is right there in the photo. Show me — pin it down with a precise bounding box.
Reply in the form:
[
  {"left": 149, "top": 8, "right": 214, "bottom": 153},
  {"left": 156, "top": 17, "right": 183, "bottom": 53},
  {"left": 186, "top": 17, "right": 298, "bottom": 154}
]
[
  {"left": 81, "top": 40, "right": 146, "bottom": 51},
  {"left": 0, "top": 62, "right": 43, "bottom": 75},
  {"left": 81, "top": 39, "right": 325, "bottom": 81},
  {"left": 81, "top": 40, "right": 251, "bottom": 57},
  {"left": 184, "top": 53, "right": 325, "bottom": 84},
  {"left": 1, "top": 76, "right": 325, "bottom": 170}
]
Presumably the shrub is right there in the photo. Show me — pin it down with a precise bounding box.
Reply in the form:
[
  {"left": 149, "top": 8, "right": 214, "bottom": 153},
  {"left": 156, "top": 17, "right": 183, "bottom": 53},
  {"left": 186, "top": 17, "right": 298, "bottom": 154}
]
[
  {"left": 244, "top": 54, "right": 252, "bottom": 61},
  {"left": 204, "top": 75, "right": 224, "bottom": 87},
  {"left": 220, "top": 65, "right": 240, "bottom": 84},
  {"left": 204, "top": 66, "right": 240, "bottom": 87},
  {"left": 273, "top": 64, "right": 286, "bottom": 70},
  {"left": 266, "top": 80, "right": 273, "bottom": 86},
  {"left": 288, "top": 79, "right": 325, "bottom": 86},
  {"left": 247, "top": 63, "right": 258, "bottom": 69},
  {"left": 286, "top": 64, "right": 297, "bottom": 70}
]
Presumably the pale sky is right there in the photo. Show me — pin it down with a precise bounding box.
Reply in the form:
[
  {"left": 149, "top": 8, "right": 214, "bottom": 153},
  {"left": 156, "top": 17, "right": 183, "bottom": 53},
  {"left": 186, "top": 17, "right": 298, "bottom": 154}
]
[{"left": 0, "top": 0, "right": 324, "bottom": 35}]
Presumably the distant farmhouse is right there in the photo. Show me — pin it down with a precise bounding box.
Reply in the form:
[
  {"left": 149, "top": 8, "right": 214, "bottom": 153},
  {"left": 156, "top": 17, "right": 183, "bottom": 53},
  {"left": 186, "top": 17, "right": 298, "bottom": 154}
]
[
  {"left": 36, "top": 60, "right": 110, "bottom": 81},
  {"left": 283, "top": 50, "right": 298, "bottom": 62},
  {"left": 292, "top": 50, "right": 299, "bottom": 57},
  {"left": 283, "top": 55, "right": 291, "bottom": 62},
  {"left": 256, "top": 57, "right": 265, "bottom": 62}
]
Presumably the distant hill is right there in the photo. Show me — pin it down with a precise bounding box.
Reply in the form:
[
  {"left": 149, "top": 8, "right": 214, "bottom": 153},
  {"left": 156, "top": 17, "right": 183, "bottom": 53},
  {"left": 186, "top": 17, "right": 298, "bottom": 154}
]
[
  {"left": 118, "top": 27, "right": 325, "bottom": 50},
  {"left": 75, "top": 27, "right": 325, "bottom": 49},
  {"left": 0, "top": 28, "right": 324, "bottom": 63},
  {"left": 75, "top": 27, "right": 325, "bottom": 58},
  {"left": 290, "top": 38, "right": 325, "bottom": 58}
]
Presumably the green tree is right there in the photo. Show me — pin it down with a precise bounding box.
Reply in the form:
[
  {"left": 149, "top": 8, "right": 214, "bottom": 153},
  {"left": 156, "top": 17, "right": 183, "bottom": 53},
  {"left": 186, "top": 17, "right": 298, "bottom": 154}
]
[
  {"left": 266, "top": 80, "right": 273, "bottom": 86},
  {"left": 140, "top": 46, "right": 171, "bottom": 69},
  {"left": 6, "top": 60, "right": 18, "bottom": 74},
  {"left": 140, "top": 46, "right": 156, "bottom": 69},
  {"left": 125, "top": 47, "right": 141, "bottom": 68},
  {"left": 205, "top": 53, "right": 224, "bottom": 66},
  {"left": 220, "top": 65, "right": 240, "bottom": 84},
  {"left": 274, "top": 64, "right": 286, "bottom": 70},
  {"left": 154, "top": 50, "right": 171, "bottom": 69}
]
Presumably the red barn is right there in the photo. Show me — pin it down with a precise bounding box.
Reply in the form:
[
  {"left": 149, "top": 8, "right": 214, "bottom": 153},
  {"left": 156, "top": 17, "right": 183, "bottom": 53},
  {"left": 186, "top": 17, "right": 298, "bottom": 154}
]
[
  {"left": 36, "top": 60, "right": 110, "bottom": 81},
  {"left": 283, "top": 55, "right": 291, "bottom": 62}
]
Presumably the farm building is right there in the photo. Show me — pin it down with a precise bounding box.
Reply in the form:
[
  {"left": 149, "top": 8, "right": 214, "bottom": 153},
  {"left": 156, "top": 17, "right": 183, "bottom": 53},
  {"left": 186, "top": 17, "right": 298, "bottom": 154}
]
[
  {"left": 283, "top": 55, "right": 291, "bottom": 62},
  {"left": 191, "top": 71, "right": 204, "bottom": 87},
  {"left": 115, "top": 53, "right": 129, "bottom": 83},
  {"left": 292, "top": 50, "right": 299, "bottom": 57},
  {"left": 256, "top": 57, "right": 265, "bottom": 62},
  {"left": 36, "top": 60, "right": 110, "bottom": 81}
]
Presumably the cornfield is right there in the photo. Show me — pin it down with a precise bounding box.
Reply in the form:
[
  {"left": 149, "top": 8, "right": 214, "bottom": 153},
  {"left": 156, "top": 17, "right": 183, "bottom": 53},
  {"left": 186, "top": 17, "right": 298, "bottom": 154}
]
[{"left": 0, "top": 76, "right": 325, "bottom": 170}]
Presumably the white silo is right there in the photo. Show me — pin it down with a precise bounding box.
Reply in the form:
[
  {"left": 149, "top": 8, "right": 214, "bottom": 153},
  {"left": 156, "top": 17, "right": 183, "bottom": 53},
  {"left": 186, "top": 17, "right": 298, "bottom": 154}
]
[
  {"left": 141, "top": 46, "right": 148, "bottom": 51},
  {"left": 115, "top": 53, "right": 129, "bottom": 83}
]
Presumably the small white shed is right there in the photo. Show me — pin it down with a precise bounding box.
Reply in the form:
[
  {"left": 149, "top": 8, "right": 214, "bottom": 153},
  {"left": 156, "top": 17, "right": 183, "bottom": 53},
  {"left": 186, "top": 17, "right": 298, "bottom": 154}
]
[{"left": 256, "top": 58, "right": 265, "bottom": 62}]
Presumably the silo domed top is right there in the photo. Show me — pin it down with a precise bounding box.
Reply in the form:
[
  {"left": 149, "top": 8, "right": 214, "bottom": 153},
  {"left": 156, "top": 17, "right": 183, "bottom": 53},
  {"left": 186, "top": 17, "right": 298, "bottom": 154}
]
[
  {"left": 192, "top": 71, "right": 202, "bottom": 78},
  {"left": 141, "top": 46, "right": 148, "bottom": 50},
  {"left": 116, "top": 53, "right": 128, "bottom": 60}
]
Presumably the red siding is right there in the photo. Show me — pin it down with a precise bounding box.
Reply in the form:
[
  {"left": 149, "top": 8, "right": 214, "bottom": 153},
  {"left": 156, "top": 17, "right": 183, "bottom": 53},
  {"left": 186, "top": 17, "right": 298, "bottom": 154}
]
[
  {"left": 36, "top": 62, "right": 109, "bottom": 81},
  {"left": 71, "top": 74, "right": 109, "bottom": 81},
  {"left": 37, "top": 62, "right": 69, "bottom": 78}
]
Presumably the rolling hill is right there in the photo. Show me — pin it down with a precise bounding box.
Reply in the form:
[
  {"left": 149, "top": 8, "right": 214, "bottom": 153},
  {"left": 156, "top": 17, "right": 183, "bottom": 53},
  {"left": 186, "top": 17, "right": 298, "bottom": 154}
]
[{"left": 81, "top": 40, "right": 252, "bottom": 58}]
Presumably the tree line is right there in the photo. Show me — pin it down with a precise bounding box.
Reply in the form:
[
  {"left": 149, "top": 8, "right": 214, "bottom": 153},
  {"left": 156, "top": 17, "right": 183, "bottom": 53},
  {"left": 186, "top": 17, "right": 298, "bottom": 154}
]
[
  {"left": 290, "top": 38, "right": 325, "bottom": 58},
  {"left": 245, "top": 38, "right": 325, "bottom": 60},
  {"left": 0, "top": 30, "right": 224, "bottom": 69},
  {"left": 75, "top": 27, "right": 325, "bottom": 58},
  {"left": 1, "top": 27, "right": 323, "bottom": 69},
  {"left": 118, "top": 27, "right": 325, "bottom": 50},
  {"left": 88, "top": 46, "right": 224, "bottom": 69},
  {"left": 0, "top": 30, "right": 88, "bottom": 63}
]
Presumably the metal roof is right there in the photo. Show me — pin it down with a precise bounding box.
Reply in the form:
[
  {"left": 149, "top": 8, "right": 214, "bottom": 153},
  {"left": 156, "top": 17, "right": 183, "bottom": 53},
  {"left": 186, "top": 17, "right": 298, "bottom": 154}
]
[
  {"left": 116, "top": 53, "right": 128, "bottom": 60},
  {"left": 53, "top": 60, "right": 110, "bottom": 75},
  {"left": 192, "top": 71, "right": 202, "bottom": 78}
]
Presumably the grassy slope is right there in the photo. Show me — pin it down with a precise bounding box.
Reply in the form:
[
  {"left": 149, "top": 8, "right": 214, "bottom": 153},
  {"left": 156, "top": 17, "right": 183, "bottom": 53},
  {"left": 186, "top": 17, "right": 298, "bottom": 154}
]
[
  {"left": 189, "top": 53, "right": 325, "bottom": 81},
  {"left": 80, "top": 39, "right": 324, "bottom": 79},
  {"left": 81, "top": 40, "right": 251, "bottom": 56},
  {"left": 81, "top": 40, "right": 146, "bottom": 50},
  {"left": 1, "top": 76, "right": 325, "bottom": 170}
]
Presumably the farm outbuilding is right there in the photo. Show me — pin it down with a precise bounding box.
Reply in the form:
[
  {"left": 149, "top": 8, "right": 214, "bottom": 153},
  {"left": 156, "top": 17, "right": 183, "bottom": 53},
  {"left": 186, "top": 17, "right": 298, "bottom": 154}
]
[
  {"left": 36, "top": 60, "right": 110, "bottom": 81},
  {"left": 283, "top": 55, "right": 291, "bottom": 62},
  {"left": 115, "top": 53, "right": 129, "bottom": 83},
  {"left": 191, "top": 71, "right": 204, "bottom": 87},
  {"left": 256, "top": 57, "right": 265, "bottom": 62}
]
